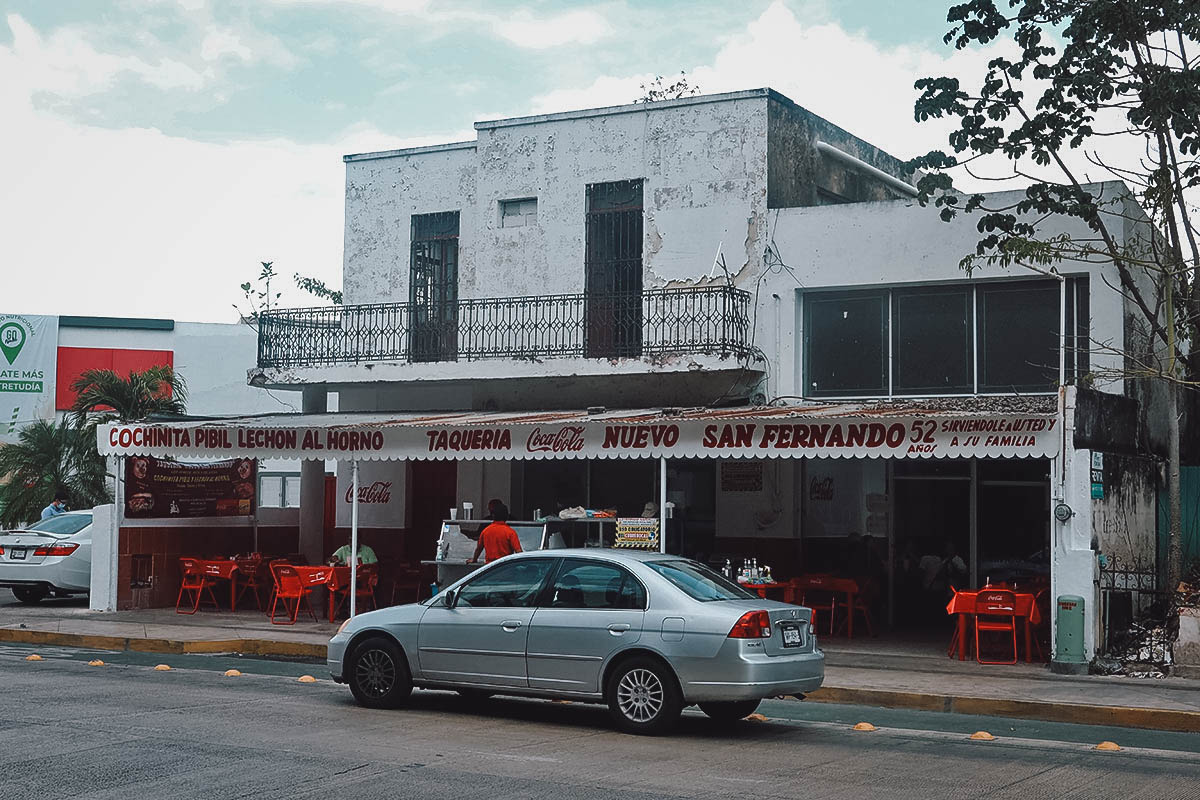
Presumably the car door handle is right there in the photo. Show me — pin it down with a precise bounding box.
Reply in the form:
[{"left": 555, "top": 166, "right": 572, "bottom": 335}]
[
  {"left": 501, "top": 620, "right": 523, "bottom": 631},
  {"left": 607, "top": 623, "right": 631, "bottom": 633}
]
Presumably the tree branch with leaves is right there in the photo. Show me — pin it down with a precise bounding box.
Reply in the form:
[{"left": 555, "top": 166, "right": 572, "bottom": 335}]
[{"left": 908, "top": 0, "right": 1199, "bottom": 590}]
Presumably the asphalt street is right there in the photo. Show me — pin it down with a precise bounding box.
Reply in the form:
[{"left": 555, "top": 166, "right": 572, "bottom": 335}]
[{"left": 2, "top": 643, "right": 1200, "bottom": 800}]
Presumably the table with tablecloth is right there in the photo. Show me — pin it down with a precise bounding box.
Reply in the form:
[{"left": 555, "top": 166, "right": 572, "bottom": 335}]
[{"left": 946, "top": 588, "right": 1042, "bottom": 662}]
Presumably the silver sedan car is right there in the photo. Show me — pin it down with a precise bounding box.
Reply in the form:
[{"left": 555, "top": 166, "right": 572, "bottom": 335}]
[
  {"left": 328, "top": 549, "right": 823, "bottom": 734},
  {"left": 0, "top": 511, "right": 93, "bottom": 603}
]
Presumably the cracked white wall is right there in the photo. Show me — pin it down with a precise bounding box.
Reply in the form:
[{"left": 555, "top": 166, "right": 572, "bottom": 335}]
[{"left": 342, "top": 97, "right": 769, "bottom": 306}]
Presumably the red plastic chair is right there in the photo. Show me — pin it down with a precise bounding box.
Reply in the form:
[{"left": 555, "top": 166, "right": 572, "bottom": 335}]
[
  {"left": 269, "top": 563, "right": 317, "bottom": 625},
  {"left": 177, "top": 557, "right": 219, "bottom": 615},
  {"left": 234, "top": 555, "right": 265, "bottom": 611},
  {"left": 331, "top": 564, "right": 379, "bottom": 620},
  {"left": 975, "top": 589, "right": 1018, "bottom": 665},
  {"left": 837, "top": 584, "right": 875, "bottom": 639},
  {"left": 790, "top": 577, "right": 837, "bottom": 636}
]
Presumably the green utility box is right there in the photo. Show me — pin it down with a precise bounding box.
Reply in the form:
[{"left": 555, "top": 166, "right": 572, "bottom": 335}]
[{"left": 1052, "top": 594, "right": 1088, "bottom": 674}]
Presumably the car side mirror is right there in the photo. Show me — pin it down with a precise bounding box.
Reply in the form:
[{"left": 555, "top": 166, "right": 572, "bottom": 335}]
[{"left": 442, "top": 589, "right": 457, "bottom": 609}]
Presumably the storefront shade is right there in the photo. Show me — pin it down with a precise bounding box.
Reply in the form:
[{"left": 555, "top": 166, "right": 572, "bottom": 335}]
[{"left": 97, "top": 404, "right": 1061, "bottom": 462}]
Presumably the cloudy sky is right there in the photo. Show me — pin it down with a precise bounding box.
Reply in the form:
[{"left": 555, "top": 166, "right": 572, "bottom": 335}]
[{"left": 2, "top": 0, "right": 1030, "bottom": 322}]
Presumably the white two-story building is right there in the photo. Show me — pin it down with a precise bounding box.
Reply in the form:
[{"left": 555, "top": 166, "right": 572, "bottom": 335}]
[{"left": 248, "top": 88, "right": 1166, "bottom": 662}]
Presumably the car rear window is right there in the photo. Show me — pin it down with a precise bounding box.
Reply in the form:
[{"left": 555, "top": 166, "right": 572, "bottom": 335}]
[
  {"left": 26, "top": 515, "right": 92, "bottom": 536},
  {"left": 646, "top": 560, "right": 756, "bottom": 602}
]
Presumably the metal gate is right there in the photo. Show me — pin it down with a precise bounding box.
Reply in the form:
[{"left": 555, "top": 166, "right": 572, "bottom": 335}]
[
  {"left": 585, "top": 179, "right": 643, "bottom": 358},
  {"left": 410, "top": 211, "right": 460, "bottom": 362},
  {"left": 1097, "top": 555, "right": 1176, "bottom": 665}
]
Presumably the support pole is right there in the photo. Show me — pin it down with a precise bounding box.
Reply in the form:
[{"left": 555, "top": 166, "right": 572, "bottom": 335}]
[
  {"left": 659, "top": 457, "right": 668, "bottom": 554},
  {"left": 350, "top": 460, "right": 360, "bottom": 618}
]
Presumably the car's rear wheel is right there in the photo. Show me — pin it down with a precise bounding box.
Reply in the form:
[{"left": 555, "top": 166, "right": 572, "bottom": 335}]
[
  {"left": 605, "top": 656, "right": 682, "bottom": 735},
  {"left": 699, "top": 699, "right": 761, "bottom": 723},
  {"left": 347, "top": 636, "right": 412, "bottom": 709},
  {"left": 12, "top": 587, "right": 48, "bottom": 604}
]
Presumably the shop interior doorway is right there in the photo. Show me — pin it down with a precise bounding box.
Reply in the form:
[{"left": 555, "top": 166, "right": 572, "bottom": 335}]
[
  {"left": 892, "top": 461, "right": 971, "bottom": 630},
  {"left": 890, "top": 458, "right": 1051, "bottom": 632}
]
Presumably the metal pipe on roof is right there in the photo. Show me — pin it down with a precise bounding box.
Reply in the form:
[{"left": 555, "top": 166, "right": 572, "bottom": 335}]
[{"left": 814, "top": 141, "right": 918, "bottom": 198}]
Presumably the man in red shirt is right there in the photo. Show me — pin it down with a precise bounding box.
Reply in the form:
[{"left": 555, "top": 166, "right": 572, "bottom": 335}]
[{"left": 468, "top": 502, "right": 523, "bottom": 563}]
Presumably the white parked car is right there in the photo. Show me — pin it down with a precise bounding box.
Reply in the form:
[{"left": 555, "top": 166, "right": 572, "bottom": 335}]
[{"left": 0, "top": 511, "right": 93, "bottom": 603}]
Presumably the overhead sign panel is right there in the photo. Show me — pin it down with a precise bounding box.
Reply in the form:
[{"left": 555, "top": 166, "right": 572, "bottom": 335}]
[
  {"left": 0, "top": 314, "right": 58, "bottom": 444},
  {"left": 98, "top": 408, "right": 1061, "bottom": 461}
]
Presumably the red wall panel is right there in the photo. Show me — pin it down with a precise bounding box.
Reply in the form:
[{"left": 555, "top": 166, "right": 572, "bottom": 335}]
[{"left": 56, "top": 347, "right": 174, "bottom": 410}]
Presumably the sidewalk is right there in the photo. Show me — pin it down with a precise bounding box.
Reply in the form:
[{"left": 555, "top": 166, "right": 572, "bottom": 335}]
[{"left": 4, "top": 597, "right": 1199, "bottom": 732}]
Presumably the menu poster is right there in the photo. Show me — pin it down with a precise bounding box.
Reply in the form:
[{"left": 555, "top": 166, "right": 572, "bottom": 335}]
[{"left": 124, "top": 456, "right": 256, "bottom": 518}]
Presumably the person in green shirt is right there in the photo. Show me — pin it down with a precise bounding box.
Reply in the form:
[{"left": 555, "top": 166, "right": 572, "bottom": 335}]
[{"left": 329, "top": 541, "right": 378, "bottom": 566}]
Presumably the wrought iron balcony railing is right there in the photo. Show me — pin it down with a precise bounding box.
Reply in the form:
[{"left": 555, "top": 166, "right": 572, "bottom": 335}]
[{"left": 256, "top": 285, "right": 753, "bottom": 369}]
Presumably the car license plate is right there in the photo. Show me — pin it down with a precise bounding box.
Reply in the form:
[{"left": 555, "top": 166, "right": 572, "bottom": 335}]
[
  {"left": 781, "top": 624, "right": 803, "bottom": 647},
  {"left": 10, "top": 548, "right": 27, "bottom": 560}
]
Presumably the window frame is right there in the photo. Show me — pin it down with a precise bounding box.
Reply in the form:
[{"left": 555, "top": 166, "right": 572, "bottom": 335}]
[
  {"left": 541, "top": 557, "right": 648, "bottom": 611},
  {"left": 499, "top": 197, "right": 538, "bottom": 228},
  {"left": 890, "top": 284, "right": 974, "bottom": 395},
  {"left": 801, "top": 277, "right": 1088, "bottom": 399},
  {"left": 453, "top": 556, "right": 558, "bottom": 609},
  {"left": 976, "top": 280, "right": 1063, "bottom": 393},
  {"left": 802, "top": 289, "right": 889, "bottom": 398}
]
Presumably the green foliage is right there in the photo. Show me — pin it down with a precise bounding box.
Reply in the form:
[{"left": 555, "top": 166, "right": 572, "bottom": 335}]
[
  {"left": 235, "top": 261, "right": 282, "bottom": 323},
  {"left": 70, "top": 365, "right": 188, "bottom": 426},
  {"left": 911, "top": 0, "right": 1200, "bottom": 591},
  {"left": 293, "top": 274, "right": 343, "bottom": 305},
  {"left": 637, "top": 72, "right": 701, "bottom": 103},
  {"left": 908, "top": 0, "right": 1199, "bottom": 380},
  {"left": 0, "top": 419, "right": 111, "bottom": 528}
]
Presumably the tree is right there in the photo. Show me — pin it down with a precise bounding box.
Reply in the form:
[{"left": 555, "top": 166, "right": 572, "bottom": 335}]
[
  {"left": 909, "top": 0, "right": 1199, "bottom": 590},
  {"left": 0, "top": 420, "right": 110, "bottom": 528},
  {"left": 70, "top": 365, "right": 188, "bottom": 426},
  {"left": 235, "top": 261, "right": 283, "bottom": 325},
  {"left": 235, "top": 261, "right": 342, "bottom": 330},
  {"left": 637, "top": 72, "right": 701, "bottom": 103}
]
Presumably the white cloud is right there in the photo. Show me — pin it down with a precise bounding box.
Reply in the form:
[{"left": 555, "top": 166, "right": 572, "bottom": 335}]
[
  {"left": 490, "top": 8, "right": 612, "bottom": 49},
  {"left": 526, "top": 1, "right": 1172, "bottom": 200},
  {"left": 201, "top": 25, "right": 300, "bottom": 69},
  {"left": 5, "top": 13, "right": 209, "bottom": 96},
  {"left": 529, "top": 1, "right": 1001, "bottom": 167},
  {"left": 200, "top": 28, "right": 253, "bottom": 62},
  {"left": 260, "top": 0, "right": 610, "bottom": 49},
  {"left": 0, "top": 15, "right": 465, "bottom": 322}
]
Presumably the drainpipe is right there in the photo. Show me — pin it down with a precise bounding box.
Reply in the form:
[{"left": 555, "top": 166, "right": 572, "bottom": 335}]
[{"left": 814, "top": 141, "right": 918, "bottom": 198}]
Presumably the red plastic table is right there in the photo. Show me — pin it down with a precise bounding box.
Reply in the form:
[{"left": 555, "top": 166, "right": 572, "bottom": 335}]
[
  {"left": 292, "top": 565, "right": 350, "bottom": 622},
  {"left": 946, "top": 588, "right": 1041, "bottom": 662},
  {"left": 198, "top": 560, "right": 240, "bottom": 611},
  {"left": 747, "top": 582, "right": 790, "bottom": 600},
  {"left": 790, "top": 575, "right": 864, "bottom": 638}
]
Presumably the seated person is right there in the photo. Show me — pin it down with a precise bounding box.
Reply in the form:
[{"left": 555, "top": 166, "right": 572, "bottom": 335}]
[{"left": 329, "top": 539, "right": 378, "bottom": 566}]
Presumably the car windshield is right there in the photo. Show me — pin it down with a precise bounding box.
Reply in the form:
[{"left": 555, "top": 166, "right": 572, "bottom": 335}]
[
  {"left": 646, "top": 559, "right": 756, "bottom": 602},
  {"left": 24, "top": 515, "right": 92, "bottom": 537}
]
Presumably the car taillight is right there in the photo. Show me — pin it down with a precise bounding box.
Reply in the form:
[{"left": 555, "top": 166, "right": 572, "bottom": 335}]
[
  {"left": 33, "top": 543, "right": 79, "bottom": 557},
  {"left": 0, "top": 546, "right": 4, "bottom": 555},
  {"left": 728, "top": 610, "right": 772, "bottom": 638}
]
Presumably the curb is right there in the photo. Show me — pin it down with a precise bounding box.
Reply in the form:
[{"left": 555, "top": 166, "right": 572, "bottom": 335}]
[
  {"left": 7, "top": 627, "right": 1197, "bottom": 734},
  {"left": 806, "top": 686, "right": 1200, "bottom": 734},
  {"left": 0, "top": 628, "right": 326, "bottom": 660}
]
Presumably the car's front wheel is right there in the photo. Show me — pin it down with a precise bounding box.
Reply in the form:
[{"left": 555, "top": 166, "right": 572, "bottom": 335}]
[
  {"left": 347, "top": 636, "right": 412, "bottom": 709},
  {"left": 605, "top": 656, "right": 682, "bottom": 735},
  {"left": 11, "top": 587, "right": 48, "bottom": 604},
  {"left": 699, "top": 699, "right": 761, "bottom": 723}
]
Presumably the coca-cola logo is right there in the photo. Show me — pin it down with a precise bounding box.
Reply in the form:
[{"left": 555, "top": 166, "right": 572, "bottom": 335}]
[
  {"left": 809, "top": 477, "right": 834, "bottom": 501},
  {"left": 526, "top": 425, "right": 586, "bottom": 453},
  {"left": 345, "top": 481, "right": 392, "bottom": 504}
]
